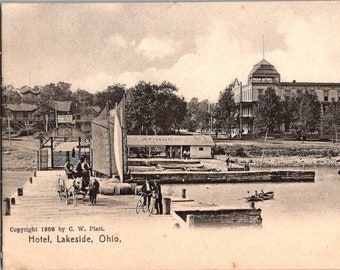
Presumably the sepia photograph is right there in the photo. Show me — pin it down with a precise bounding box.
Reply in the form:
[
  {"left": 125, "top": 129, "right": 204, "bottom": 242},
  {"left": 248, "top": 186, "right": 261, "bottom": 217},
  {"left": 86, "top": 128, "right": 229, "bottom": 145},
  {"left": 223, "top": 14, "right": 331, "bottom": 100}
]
[{"left": 2, "top": 2, "right": 340, "bottom": 269}]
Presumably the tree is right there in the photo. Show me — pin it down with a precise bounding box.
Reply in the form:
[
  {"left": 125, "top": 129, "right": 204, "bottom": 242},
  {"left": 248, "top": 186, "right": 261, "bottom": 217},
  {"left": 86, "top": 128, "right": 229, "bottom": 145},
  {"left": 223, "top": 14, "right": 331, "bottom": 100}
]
[
  {"left": 183, "top": 98, "right": 210, "bottom": 133},
  {"left": 171, "top": 95, "right": 187, "bottom": 134},
  {"left": 322, "top": 98, "right": 340, "bottom": 142},
  {"left": 94, "top": 84, "right": 126, "bottom": 110},
  {"left": 126, "top": 81, "right": 187, "bottom": 135},
  {"left": 72, "top": 89, "right": 94, "bottom": 113},
  {"left": 294, "top": 90, "right": 321, "bottom": 139},
  {"left": 253, "top": 87, "right": 283, "bottom": 136},
  {"left": 126, "top": 81, "right": 158, "bottom": 134},
  {"left": 37, "top": 82, "right": 73, "bottom": 116},
  {"left": 153, "top": 82, "right": 186, "bottom": 134},
  {"left": 213, "top": 86, "right": 236, "bottom": 137},
  {"left": 2, "top": 84, "right": 21, "bottom": 104},
  {"left": 281, "top": 95, "right": 299, "bottom": 133}
]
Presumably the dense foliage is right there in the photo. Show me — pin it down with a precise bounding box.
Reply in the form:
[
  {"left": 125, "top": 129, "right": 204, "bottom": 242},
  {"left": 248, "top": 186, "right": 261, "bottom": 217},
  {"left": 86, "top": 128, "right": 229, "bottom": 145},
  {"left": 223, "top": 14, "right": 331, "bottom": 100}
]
[
  {"left": 253, "top": 88, "right": 283, "bottom": 135},
  {"left": 126, "top": 81, "right": 186, "bottom": 134},
  {"left": 213, "top": 86, "right": 236, "bottom": 136}
]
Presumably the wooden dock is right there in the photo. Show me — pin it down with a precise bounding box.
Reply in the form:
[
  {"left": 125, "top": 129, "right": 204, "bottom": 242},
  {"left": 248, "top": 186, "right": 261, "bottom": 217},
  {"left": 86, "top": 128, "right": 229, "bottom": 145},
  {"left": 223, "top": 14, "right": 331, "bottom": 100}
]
[
  {"left": 2, "top": 170, "right": 263, "bottom": 270},
  {"left": 129, "top": 170, "right": 315, "bottom": 184},
  {"left": 3, "top": 170, "right": 261, "bottom": 227}
]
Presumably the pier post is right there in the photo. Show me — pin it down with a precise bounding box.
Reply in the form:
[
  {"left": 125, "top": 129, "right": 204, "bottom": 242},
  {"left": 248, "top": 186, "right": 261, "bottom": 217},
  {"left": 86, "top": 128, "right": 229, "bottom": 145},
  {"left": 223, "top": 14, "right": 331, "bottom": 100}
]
[
  {"left": 181, "top": 189, "right": 186, "bottom": 199},
  {"left": 187, "top": 214, "right": 195, "bottom": 228},
  {"left": 3, "top": 198, "right": 11, "bottom": 215},
  {"left": 18, "top": 188, "right": 23, "bottom": 196},
  {"left": 163, "top": 198, "right": 171, "bottom": 215}
]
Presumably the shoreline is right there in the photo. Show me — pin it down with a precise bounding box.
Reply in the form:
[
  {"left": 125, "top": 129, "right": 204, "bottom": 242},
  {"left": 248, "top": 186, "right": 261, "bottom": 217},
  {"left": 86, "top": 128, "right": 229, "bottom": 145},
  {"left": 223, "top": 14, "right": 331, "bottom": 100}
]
[{"left": 2, "top": 136, "right": 340, "bottom": 171}]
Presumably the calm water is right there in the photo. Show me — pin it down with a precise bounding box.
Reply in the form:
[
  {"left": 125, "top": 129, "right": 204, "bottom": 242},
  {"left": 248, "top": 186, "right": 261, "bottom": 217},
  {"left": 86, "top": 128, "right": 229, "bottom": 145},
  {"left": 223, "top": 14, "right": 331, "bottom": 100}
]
[{"left": 162, "top": 167, "right": 340, "bottom": 269}]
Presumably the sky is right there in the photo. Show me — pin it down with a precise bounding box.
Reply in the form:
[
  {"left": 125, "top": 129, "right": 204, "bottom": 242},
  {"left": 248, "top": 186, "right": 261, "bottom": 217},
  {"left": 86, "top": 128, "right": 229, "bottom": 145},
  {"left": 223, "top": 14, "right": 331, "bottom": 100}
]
[{"left": 2, "top": 2, "right": 340, "bottom": 102}]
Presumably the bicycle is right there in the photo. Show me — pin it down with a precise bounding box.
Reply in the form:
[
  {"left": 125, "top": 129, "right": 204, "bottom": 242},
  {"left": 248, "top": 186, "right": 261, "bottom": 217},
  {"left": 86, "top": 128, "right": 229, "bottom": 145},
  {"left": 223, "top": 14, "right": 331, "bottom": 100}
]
[{"left": 136, "top": 192, "right": 155, "bottom": 215}]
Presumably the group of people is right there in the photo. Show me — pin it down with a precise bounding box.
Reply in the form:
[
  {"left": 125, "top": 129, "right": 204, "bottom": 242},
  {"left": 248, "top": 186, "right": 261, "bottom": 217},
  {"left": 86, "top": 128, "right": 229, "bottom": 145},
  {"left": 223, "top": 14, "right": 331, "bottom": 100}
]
[
  {"left": 166, "top": 149, "right": 190, "bottom": 159},
  {"left": 141, "top": 178, "right": 163, "bottom": 215},
  {"left": 64, "top": 155, "right": 91, "bottom": 190}
]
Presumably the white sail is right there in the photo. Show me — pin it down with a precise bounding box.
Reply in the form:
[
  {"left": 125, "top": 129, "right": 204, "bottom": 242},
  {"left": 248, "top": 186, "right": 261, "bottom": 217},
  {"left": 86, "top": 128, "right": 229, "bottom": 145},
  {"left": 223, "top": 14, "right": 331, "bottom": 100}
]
[{"left": 114, "top": 111, "right": 123, "bottom": 182}]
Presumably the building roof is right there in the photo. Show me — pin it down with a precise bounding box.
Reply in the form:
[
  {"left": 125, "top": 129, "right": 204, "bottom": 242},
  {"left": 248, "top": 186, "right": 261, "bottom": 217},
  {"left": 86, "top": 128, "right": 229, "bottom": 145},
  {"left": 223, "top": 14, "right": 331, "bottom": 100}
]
[
  {"left": 75, "top": 105, "right": 102, "bottom": 116},
  {"left": 248, "top": 59, "right": 280, "bottom": 79},
  {"left": 20, "top": 87, "right": 40, "bottom": 95},
  {"left": 6, "top": 103, "right": 37, "bottom": 112},
  {"left": 43, "top": 124, "right": 89, "bottom": 139},
  {"left": 127, "top": 135, "right": 214, "bottom": 146},
  {"left": 51, "top": 101, "right": 72, "bottom": 112},
  {"left": 279, "top": 81, "right": 340, "bottom": 87}
]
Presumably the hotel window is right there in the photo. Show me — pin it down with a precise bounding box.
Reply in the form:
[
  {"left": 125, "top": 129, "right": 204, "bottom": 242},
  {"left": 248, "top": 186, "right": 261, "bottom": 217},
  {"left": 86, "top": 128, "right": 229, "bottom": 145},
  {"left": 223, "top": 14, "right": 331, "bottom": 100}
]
[
  {"left": 258, "top": 89, "right": 264, "bottom": 98},
  {"left": 199, "top": 147, "right": 204, "bottom": 151},
  {"left": 324, "top": 90, "right": 329, "bottom": 102}
]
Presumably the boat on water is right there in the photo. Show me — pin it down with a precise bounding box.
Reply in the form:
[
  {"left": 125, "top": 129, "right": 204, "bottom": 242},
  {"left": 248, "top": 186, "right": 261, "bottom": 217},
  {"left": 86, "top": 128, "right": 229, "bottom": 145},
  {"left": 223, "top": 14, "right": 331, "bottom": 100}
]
[
  {"left": 245, "top": 191, "right": 274, "bottom": 202},
  {"left": 246, "top": 195, "right": 264, "bottom": 202},
  {"left": 259, "top": 191, "right": 274, "bottom": 200}
]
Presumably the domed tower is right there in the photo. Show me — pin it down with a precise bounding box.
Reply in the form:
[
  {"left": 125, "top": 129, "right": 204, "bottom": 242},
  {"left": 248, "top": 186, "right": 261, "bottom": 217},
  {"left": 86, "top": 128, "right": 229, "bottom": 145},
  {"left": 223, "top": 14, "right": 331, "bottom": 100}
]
[{"left": 248, "top": 59, "right": 280, "bottom": 84}]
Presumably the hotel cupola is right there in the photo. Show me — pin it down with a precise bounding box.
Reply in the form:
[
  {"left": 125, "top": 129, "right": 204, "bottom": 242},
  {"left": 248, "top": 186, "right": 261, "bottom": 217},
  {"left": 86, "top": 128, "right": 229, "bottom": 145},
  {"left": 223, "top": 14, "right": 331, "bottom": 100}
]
[{"left": 248, "top": 59, "right": 280, "bottom": 84}]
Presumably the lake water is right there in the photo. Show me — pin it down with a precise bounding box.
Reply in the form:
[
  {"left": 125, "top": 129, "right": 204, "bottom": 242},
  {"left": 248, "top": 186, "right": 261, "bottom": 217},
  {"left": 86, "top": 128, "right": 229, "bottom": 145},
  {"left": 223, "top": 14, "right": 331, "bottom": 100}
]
[{"left": 162, "top": 167, "right": 340, "bottom": 269}]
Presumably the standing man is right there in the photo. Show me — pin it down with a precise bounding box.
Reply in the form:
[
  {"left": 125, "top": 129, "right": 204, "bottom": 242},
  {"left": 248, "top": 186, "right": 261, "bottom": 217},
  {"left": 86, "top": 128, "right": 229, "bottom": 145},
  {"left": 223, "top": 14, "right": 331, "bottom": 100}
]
[
  {"left": 63, "top": 159, "right": 75, "bottom": 179},
  {"left": 141, "top": 178, "right": 153, "bottom": 207},
  {"left": 81, "top": 157, "right": 90, "bottom": 189},
  {"left": 154, "top": 180, "right": 163, "bottom": 215},
  {"left": 225, "top": 151, "right": 231, "bottom": 168}
]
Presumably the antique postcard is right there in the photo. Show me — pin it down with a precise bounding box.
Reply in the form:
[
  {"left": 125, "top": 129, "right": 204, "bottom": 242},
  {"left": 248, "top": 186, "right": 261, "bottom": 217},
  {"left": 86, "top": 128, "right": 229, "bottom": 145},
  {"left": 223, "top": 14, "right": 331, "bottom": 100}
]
[{"left": 2, "top": 2, "right": 340, "bottom": 269}]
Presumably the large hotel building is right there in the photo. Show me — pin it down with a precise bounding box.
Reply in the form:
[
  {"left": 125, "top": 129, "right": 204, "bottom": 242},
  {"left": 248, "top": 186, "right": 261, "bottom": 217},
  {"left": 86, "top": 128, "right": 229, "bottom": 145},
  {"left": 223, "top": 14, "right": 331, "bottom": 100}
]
[{"left": 231, "top": 59, "right": 340, "bottom": 135}]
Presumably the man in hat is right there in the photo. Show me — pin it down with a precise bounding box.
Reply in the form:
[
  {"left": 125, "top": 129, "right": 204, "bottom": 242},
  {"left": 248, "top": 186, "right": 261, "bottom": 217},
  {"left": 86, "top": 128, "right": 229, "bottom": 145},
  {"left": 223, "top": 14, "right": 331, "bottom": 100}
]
[{"left": 153, "top": 179, "right": 163, "bottom": 215}]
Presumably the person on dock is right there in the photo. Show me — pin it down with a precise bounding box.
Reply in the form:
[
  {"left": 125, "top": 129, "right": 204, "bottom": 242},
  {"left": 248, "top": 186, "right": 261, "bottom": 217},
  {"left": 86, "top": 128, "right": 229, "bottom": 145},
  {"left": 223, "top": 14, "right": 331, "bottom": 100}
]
[
  {"left": 141, "top": 178, "right": 154, "bottom": 207},
  {"left": 81, "top": 157, "right": 91, "bottom": 190},
  {"left": 75, "top": 156, "right": 83, "bottom": 178},
  {"left": 153, "top": 179, "right": 163, "bottom": 215},
  {"left": 183, "top": 149, "right": 187, "bottom": 159},
  {"left": 225, "top": 152, "right": 231, "bottom": 168},
  {"left": 64, "top": 159, "right": 75, "bottom": 179},
  {"left": 244, "top": 161, "right": 250, "bottom": 171}
]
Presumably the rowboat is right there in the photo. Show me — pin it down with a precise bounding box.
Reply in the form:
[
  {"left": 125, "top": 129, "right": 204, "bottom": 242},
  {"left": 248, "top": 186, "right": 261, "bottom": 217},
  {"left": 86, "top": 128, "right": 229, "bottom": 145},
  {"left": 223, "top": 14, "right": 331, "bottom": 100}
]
[
  {"left": 246, "top": 195, "right": 264, "bottom": 202},
  {"left": 259, "top": 191, "right": 274, "bottom": 200}
]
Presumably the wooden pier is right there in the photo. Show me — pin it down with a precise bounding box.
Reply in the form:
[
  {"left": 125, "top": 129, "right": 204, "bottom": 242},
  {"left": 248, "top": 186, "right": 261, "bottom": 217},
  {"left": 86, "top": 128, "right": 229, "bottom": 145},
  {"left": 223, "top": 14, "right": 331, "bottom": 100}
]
[
  {"left": 129, "top": 170, "right": 315, "bottom": 184},
  {"left": 3, "top": 170, "right": 262, "bottom": 227}
]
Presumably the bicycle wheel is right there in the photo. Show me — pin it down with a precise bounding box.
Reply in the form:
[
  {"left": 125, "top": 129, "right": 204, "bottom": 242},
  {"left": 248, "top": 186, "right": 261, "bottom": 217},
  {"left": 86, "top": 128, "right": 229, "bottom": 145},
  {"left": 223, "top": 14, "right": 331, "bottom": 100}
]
[
  {"left": 136, "top": 199, "right": 145, "bottom": 214},
  {"left": 148, "top": 198, "right": 154, "bottom": 216}
]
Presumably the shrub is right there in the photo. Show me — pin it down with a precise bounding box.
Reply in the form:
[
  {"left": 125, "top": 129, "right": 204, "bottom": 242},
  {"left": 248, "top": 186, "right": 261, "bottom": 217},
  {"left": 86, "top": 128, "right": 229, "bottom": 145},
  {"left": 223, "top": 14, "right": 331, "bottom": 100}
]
[{"left": 235, "top": 147, "right": 247, "bottom": 157}]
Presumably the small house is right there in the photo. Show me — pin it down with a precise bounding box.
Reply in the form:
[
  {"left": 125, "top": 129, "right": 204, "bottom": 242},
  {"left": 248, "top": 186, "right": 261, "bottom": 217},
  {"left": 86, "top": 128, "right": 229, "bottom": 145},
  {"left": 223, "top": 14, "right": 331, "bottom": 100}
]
[{"left": 127, "top": 135, "right": 214, "bottom": 159}]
